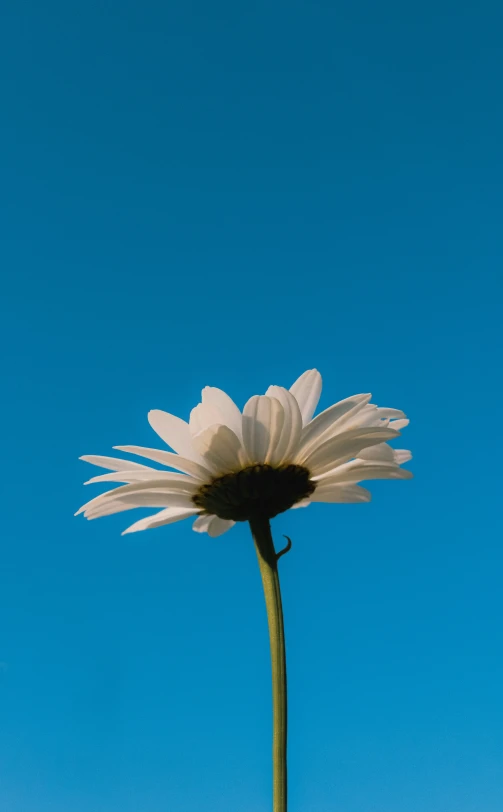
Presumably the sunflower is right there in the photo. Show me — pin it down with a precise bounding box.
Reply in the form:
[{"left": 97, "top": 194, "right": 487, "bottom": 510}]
[{"left": 76, "top": 369, "right": 412, "bottom": 535}]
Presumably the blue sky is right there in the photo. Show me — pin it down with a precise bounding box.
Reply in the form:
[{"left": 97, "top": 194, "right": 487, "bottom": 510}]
[{"left": 1, "top": 1, "right": 502, "bottom": 810}]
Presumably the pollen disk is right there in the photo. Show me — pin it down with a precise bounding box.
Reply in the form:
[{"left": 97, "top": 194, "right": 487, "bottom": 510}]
[{"left": 192, "top": 464, "right": 316, "bottom": 521}]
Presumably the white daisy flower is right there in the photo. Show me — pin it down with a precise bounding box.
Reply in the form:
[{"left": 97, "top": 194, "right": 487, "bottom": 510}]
[{"left": 76, "top": 369, "right": 412, "bottom": 537}]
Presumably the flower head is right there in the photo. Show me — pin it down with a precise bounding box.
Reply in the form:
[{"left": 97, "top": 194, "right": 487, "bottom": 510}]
[{"left": 76, "top": 370, "right": 412, "bottom": 537}]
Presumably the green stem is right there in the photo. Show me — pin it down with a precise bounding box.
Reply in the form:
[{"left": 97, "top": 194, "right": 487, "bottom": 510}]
[{"left": 250, "top": 516, "right": 287, "bottom": 812}]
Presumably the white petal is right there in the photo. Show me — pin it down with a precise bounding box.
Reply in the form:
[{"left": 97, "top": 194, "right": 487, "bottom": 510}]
[
  {"left": 394, "top": 449, "right": 412, "bottom": 464},
  {"left": 315, "top": 459, "right": 414, "bottom": 486},
  {"left": 79, "top": 455, "right": 151, "bottom": 472},
  {"left": 88, "top": 491, "right": 195, "bottom": 518},
  {"left": 148, "top": 410, "right": 206, "bottom": 465},
  {"left": 84, "top": 488, "right": 196, "bottom": 520},
  {"left": 122, "top": 506, "right": 199, "bottom": 535},
  {"left": 189, "top": 402, "right": 224, "bottom": 437},
  {"left": 333, "top": 403, "right": 379, "bottom": 430},
  {"left": 192, "top": 424, "right": 243, "bottom": 474},
  {"left": 84, "top": 499, "right": 138, "bottom": 519},
  {"left": 332, "top": 404, "right": 404, "bottom": 432},
  {"left": 192, "top": 514, "right": 214, "bottom": 533},
  {"left": 311, "top": 484, "right": 371, "bottom": 503},
  {"left": 372, "top": 408, "right": 406, "bottom": 419},
  {"left": 75, "top": 475, "right": 197, "bottom": 516},
  {"left": 101, "top": 477, "right": 197, "bottom": 498},
  {"left": 202, "top": 387, "right": 242, "bottom": 439},
  {"left": 192, "top": 514, "right": 235, "bottom": 536},
  {"left": 295, "top": 394, "right": 372, "bottom": 462},
  {"left": 264, "top": 386, "right": 303, "bottom": 464},
  {"left": 190, "top": 389, "right": 242, "bottom": 440},
  {"left": 389, "top": 418, "right": 410, "bottom": 431},
  {"left": 304, "top": 427, "right": 399, "bottom": 477},
  {"left": 241, "top": 396, "right": 284, "bottom": 465},
  {"left": 84, "top": 469, "right": 197, "bottom": 486},
  {"left": 289, "top": 369, "right": 322, "bottom": 425},
  {"left": 290, "top": 498, "right": 311, "bottom": 509},
  {"left": 76, "top": 491, "right": 122, "bottom": 516},
  {"left": 113, "top": 446, "right": 211, "bottom": 480},
  {"left": 357, "top": 442, "right": 396, "bottom": 463},
  {"left": 207, "top": 516, "right": 235, "bottom": 537}
]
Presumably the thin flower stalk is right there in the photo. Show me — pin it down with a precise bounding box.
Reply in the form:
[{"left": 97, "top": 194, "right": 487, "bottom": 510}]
[{"left": 251, "top": 516, "right": 288, "bottom": 812}]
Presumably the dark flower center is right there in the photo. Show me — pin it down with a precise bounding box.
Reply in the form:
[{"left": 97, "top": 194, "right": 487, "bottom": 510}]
[{"left": 192, "top": 463, "right": 316, "bottom": 522}]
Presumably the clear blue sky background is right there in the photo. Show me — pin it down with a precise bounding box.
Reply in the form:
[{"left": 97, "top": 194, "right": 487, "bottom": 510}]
[{"left": 1, "top": 1, "right": 502, "bottom": 810}]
